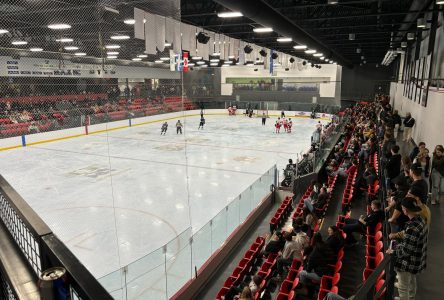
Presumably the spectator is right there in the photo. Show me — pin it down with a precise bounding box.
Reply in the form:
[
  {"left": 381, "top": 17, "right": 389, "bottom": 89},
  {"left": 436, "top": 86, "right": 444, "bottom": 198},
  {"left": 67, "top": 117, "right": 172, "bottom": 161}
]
[
  {"left": 326, "top": 225, "right": 345, "bottom": 254},
  {"left": 248, "top": 275, "right": 262, "bottom": 297},
  {"left": 430, "top": 145, "right": 444, "bottom": 205},
  {"left": 403, "top": 112, "right": 415, "bottom": 142},
  {"left": 262, "top": 232, "right": 285, "bottom": 257},
  {"left": 413, "top": 148, "right": 430, "bottom": 184},
  {"left": 343, "top": 200, "right": 384, "bottom": 245},
  {"left": 409, "top": 142, "right": 425, "bottom": 162},
  {"left": 387, "top": 197, "right": 428, "bottom": 300},
  {"left": 298, "top": 233, "right": 336, "bottom": 285},
  {"left": 387, "top": 175, "right": 410, "bottom": 232},
  {"left": 274, "top": 228, "right": 308, "bottom": 280},
  {"left": 385, "top": 145, "right": 402, "bottom": 189},
  {"left": 407, "top": 186, "right": 431, "bottom": 228},
  {"left": 239, "top": 286, "right": 252, "bottom": 300},
  {"left": 408, "top": 163, "right": 429, "bottom": 204},
  {"left": 392, "top": 110, "right": 402, "bottom": 138}
]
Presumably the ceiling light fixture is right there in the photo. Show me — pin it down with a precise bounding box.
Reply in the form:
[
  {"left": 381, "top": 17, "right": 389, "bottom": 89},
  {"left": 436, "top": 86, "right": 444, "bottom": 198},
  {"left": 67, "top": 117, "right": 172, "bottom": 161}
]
[
  {"left": 74, "top": 52, "right": 86, "bottom": 56},
  {"left": 217, "top": 11, "right": 243, "bottom": 18},
  {"left": 417, "top": 18, "right": 426, "bottom": 28},
  {"left": 107, "top": 56, "right": 117, "bottom": 59},
  {"left": 313, "top": 53, "right": 323, "bottom": 57},
  {"left": 137, "top": 54, "right": 148, "bottom": 58},
  {"left": 64, "top": 46, "right": 79, "bottom": 50},
  {"left": 154, "top": 60, "right": 163, "bottom": 63},
  {"left": 107, "top": 52, "right": 119, "bottom": 55},
  {"left": 132, "top": 58, "right": 142, "bottom": 61},
  {"left": 105, "top": 45, "right": 120, "bottom": 49},
  {"left": 29, "top": 48, "right": 43, "bottom": 52},
  {"left": 305, "top": 49, "right": 316, "bottom": 54},
  {"left": 48, "top": 23, "right": 71, "bottom": 30},
  {"left": 210, "top": 59, "right": 220, "bottom": 63},
  {"left": 253, "top": 27, "right": 273, "bottom": 33},
  {"left": 164, "top": 42, "right": 172, "bottom": 47},
  {"left": 293, "top": 45, "right": 307, "bottom": 50},
  {"left": 55, "top": 38, "right": 73, "bottom": 43},
  {"left": 11, "top": 40, "right": 28, "bottom": 45},
  {"left": 210, "top": 63, "right": 218, "bottom": 66},
  {"left": 160, "top": 57, "right": 170, "bottom": 61},
  {"left": 110, "top": 35, "right": 130, "bottom": 40},
  {"left": 124, "top": 19, "right": 136, "bottom": 25},
  {"left": 320, "top": 57, "right": 325, "bottom": 60},
  {"left": 192, "top": 56, "right": 202, "bottom": 60},
  {"left": 0, "top": 29, "right": 9, "bottom": 34},
  {"left": 277, "top": 37, "right": 292, "bottom": 42},
  {"left": 197, "top": 61, "right": 206, "bottom": 65},
  {"left": 437, "top": 0, "right": 444, "bottom": 4},
  {"left": 329, "top": 0, "right": 339, "bottom": 4}
]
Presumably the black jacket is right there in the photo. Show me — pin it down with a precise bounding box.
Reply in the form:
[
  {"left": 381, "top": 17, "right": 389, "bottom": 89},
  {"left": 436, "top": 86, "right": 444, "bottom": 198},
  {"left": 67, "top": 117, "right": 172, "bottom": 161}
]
[
  {"left": 403, "top": 117, "right": 415, "bottom": 128},
  {"left": 386, "top": 154, "right": 402, "bottom": 179},
  {"left": 306, "top": 244, "right": 336, "bottom": 276}
]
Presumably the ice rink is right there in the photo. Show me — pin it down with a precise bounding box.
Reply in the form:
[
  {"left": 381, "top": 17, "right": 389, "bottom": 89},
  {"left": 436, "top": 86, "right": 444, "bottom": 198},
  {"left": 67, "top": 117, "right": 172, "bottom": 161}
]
[{"left": 0, "top": 113, "right": 325, "bottom": 280}]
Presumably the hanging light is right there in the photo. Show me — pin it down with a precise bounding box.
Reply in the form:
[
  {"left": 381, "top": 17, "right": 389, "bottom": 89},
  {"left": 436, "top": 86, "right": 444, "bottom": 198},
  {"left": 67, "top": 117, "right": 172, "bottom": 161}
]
[
  {"left": 217, "top": 12, "right": 243, "bottom": 18},
  {"left": 105, "top": 45, "right": 121, "bottom": 49},
  {"left": 64, "top": 46, "right": 79, "bottom": 50},
  {"left": 305, "top": 49, "right": 316, "bottom": 54},
  {"left": 56, "top": 38, "right": 73, "bottom": 43},
  {"left": 277, "top": 37, "right": 292, "bottom": 42},
  {"left": 124, "top": 19, "right": 136, "bottom": 25},
  {"left": 11, "top": 40, "right": 28, "bottom": 45},
  {"left": 132, "top": 58, "right": 142, "bottom": 61},
  {"left": 253, "top": 27, "right": 273, "bottom": 33},
  {"left": 48, "top": 23, "right": 71, "bottom": 30},
  {"left": 293, "top": 45, "right": 307, "bottom": 50},
  {"left": 417, "top": 18, "right": 426, "bottom": 28},
  {"left": 110, "top": 35, "right": 130, "bottom": 40},
  {"left": 74, "top": 52, "right": 86, "bottom": 56},
  {"left": 29, "top": 48, "right": 43, "bottom": 52},
  {"left": 0, "top": 29, "right": 9, "bottom": 34}
]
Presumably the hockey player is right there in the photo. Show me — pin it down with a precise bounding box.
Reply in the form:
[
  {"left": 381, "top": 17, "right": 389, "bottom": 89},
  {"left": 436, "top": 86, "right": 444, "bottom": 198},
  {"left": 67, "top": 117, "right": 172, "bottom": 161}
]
[
  {"left": 161, "top": 122, "right": 168, "bottom": 135},
  {"left": 283, "top": 118, "right": 288, "bottom": 133},
  {"left": 288, "top": 118, "right": 293, "bottom": 133},
  {"left": 198, "top": 116, "right": 205, "bottom": 129},
  {"left": 275, "top": 118, "right": 282, "bottom": 133},
  {"left": 176, "top": 120, "right": 183, "bottom": 134}
]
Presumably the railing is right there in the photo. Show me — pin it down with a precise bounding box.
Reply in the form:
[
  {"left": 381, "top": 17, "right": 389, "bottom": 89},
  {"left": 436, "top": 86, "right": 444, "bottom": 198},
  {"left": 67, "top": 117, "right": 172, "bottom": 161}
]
[
  {"left": 98, "top": 165, "right": 277, "bottom": 300},
  {"left": 0, "top": 175, "right": 112, "bottom": 299}
]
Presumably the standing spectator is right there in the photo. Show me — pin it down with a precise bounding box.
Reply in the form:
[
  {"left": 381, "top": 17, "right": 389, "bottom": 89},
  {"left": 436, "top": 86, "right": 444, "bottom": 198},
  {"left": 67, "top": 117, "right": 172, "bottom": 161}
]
[
  {"left": 408, "top": 163, "right": 429, "bottom": 204},
  {"left": 413, "top": 148, "right": 430, "bottom": 186},
  {"left": 392, "top": 110, "right": 402, "bottom": 139},
  {"left": 385, "top": 145, "right": 402, "bottom": 190},
  {"left": 430, "top": 145, "right": 444, "bottom": 205},
  {"left": 387, "top": 197, "right": 428, "bottom": 300},
  {"left": 403, "top": 112, "right": 415, "bottom": 142},
  {"left": 409, "top": 142, "right": 425, "bottom": 162}
]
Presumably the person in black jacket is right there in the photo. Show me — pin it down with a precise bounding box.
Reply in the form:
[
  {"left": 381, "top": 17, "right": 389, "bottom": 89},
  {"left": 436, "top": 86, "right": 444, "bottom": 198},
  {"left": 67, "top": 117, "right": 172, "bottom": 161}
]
[
  {"left": 326, "top": 225, "right": 345, "bottom": 254},
  {"left": 392, "top": 110, "right": 402, "bottom": 139},
  {"left": 409, "top": 142, "right": 426, "bottom": 162},
  {"left": 343, "top": 200, "right": 385, "bottom": 244},
  {"left": 298, "top": 233, "right": 336, "bottom": 284},
  {"left": 386, "top": 145, "right": 402, "bottom": 190},
  {"left": 403, "top": 112, "right": 415, "bottom": 142}
]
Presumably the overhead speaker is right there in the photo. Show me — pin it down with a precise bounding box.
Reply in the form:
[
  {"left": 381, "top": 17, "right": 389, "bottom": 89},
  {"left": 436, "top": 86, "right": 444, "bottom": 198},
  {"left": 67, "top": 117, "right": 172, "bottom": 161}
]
[
  {"left": 259, "top": 49, "right": 267, "bottom": 57},
  {"left": 244, "top": 45, "right": 253, "bottom": 54},
  {"left": 285, "top": 68, "right": 290, "bottom": 71},
  {"left": 289, "top": 57, "right": 295, "bottom": 63},
  {"left": 196, "top": 32, "right": 210, "bottom": 44},
  {"left": 271, "top": 53, "right": 278, "bottom": 60},
  {"left": 302, "top": 61, "right": 307, "bottom": 66}
]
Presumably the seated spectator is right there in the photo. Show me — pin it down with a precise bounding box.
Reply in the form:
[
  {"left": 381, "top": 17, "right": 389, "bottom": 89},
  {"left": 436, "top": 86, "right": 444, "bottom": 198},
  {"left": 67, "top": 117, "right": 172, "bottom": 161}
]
[
  {"left": 239, "top": 286, "right": 252, "bottom": 300},
  {"left": 326, "top": 225, "right": 345, "bottom": 254},
  {"left": 248, "top": 275, "right": 262, "bottom": 297},
  {"left": 274, "top": 228, "right": 308, "bottom": 280},
  {"left": 292, "top": 217, "right": 310, "bottom": 234},
  {"left": 222, "top": 286, "right": 241, "bottom": 300},
  {"left": 304, "top": 186, "right": 329, "bottom": 215},
  {"left": 343, "top": 200, "right": 384, "bottom": 245},
  {"left": 298, "top": 233, "right": 336, "bottom": 286},
  {"left": 262, "top": 231, "right": 285, "bottom": 257}
]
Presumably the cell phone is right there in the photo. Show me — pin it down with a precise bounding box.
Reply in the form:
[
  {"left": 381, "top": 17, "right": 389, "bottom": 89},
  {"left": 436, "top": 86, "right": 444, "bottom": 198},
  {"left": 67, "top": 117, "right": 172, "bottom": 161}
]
[{"left": 390, "top": 240, "right": 397, "bottom": 249}]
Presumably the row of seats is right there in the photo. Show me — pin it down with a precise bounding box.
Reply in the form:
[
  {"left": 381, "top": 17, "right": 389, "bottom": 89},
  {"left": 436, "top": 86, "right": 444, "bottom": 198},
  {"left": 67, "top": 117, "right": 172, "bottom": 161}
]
[
  {"left": 270, "top": 196, "right": 293, "bottom": 232},
  {"left": 341, "top": 161, "right": 359, "bottom": 207},
  {"left": 291, "top": 186, "right": 314, "bottom": 220},
  {"left": 216, "top": 237, "right": 265, "bottom": 300}
]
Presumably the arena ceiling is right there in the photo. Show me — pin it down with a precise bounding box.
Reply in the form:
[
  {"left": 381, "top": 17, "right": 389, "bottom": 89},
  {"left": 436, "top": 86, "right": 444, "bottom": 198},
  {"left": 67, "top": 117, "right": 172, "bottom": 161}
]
[{"left": 0, "top": 0, "right": 439, "bottom": 67}]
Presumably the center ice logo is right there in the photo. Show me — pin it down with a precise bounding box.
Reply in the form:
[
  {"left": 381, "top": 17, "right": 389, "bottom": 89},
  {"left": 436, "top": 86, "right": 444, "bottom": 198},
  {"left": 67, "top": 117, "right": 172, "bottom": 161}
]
[{"left": 67, "top": 165, "right": 125, "bottom": 179}]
